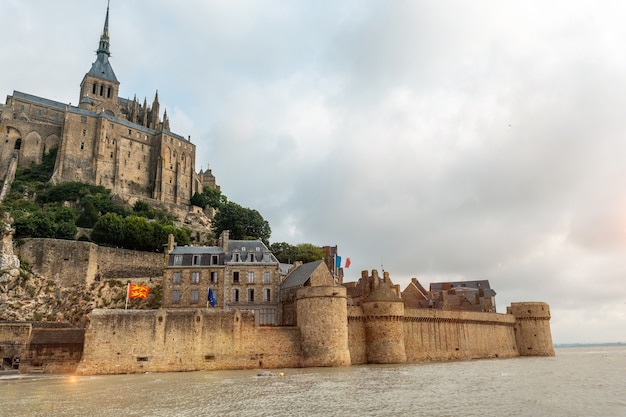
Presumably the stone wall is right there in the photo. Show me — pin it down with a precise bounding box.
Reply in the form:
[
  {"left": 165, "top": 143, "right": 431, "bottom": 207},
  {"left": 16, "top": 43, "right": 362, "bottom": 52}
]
[
  {"left": 16, "top": 239, "right": 164, "bottom": 286},
  {"left": 76, "top": 309, "right": 301, "bottom": 375},
  {"left": 346, "top": 307, "right": 519, "bottom": 364},
  {"left": 0, "top": 323, "right": 31, "bottom": 369},
  {"left": 0, "top": 322, "right": 84, "bottom": 373},
  {"left": 402, "top": 309, "right": 519, "bottom": 361},
  {"left": 75, "top": 300, "right": 552, "bottom": 376}
]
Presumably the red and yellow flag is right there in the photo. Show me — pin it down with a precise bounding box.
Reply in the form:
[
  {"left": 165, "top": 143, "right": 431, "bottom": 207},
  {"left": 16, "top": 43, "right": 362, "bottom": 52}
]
[{"left": 129, "top": 284, "right": 150, "bottom": 299}]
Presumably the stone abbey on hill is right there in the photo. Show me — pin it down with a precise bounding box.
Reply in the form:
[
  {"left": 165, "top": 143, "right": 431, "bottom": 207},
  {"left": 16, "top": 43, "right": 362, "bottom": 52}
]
[
  {"left": 0, "top": 4, "right": 555, "bottom": 375},
  {"left": 0, "top": 3, "right": 217, "bottom": 208}
]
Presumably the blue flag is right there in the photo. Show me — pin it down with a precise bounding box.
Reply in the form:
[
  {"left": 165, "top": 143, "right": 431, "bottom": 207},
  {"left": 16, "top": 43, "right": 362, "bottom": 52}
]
[
  {"left": 335, "top": 255, "right": 342, "bottom": 268},
  {"left": 208, "top": 288, "right": 217, "bottom": 307}
]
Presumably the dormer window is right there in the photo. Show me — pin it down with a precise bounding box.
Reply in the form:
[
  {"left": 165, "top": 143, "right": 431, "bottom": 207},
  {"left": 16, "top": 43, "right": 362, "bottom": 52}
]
[
  {"left": 263, "top": 253, "right": 271, "bottom": 262},
  {"left": 233, "top": 253, "right": 241, "bottom": 262},
  {"left": 247, "top": 253, "right": 255, "bottom": 262},
  {"left": 193, "top": 255, "right": 202, "bottom": 265},
  {"left": 173, "top": 255, "right": 183, "bottom": 266}
]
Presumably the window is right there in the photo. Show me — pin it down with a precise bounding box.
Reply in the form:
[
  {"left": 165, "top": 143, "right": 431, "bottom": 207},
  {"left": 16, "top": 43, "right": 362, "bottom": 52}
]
[
  {"left": 107, "top": 87, "right": 112, "bottom": 98},
  {"left": 173, "top": 255, "right": 183, "bottom": 266},
  {"left": 263, "top": 253, "right": 272, "bottom": 262},
  {"left": 193, "top": 255, "right": 202, "bottom": 265},
  {"left": 191, "top": 289, "right": 199, "bottom": 304},
  {"left": 100, "top": 85, "right": 104, "bottom": 96},
  {"left": 248, "top": 253, "right": 255, "bottom": 262},
  {"left": 248, "top": 271, "right": 255, "bottom": 284},
  {"left": 80, "top": 142, "right": 84, "bottom": 150},
  {"left": 248, "top": 289, "right": 255, "bottom": 303},
  {"left": 128, "top": 151, "right": 131, "bottom": 158},
  {"left": 173, "top": 272, "right": 181, "bottom": 284},
  {"left": 172, "top": 290, "right": 180, "bottom": 304},
  {"left": 233, "top": 271, "right": 240, "bottom": 283},
  {"left": 82, "top": 129, "right": 87, "bottom": 137},
  {"left": 81, "top": 116, "right": 87, "bottom": 123},
  {"left": 264, "top": 288, "right": 271, "bottom": 302},
  {"left": 233, "top": 253, "right": 241, "bottom": 262},
  {"left": 211, "top": 255, "right": 219, "bottom": 265},
  {"left": 92, "top": 84, "right": 97, "bottom": 95},
  {"left": 211, "top": 272, "right": 218, "bottom": 283},
  {"left": 263, "top": 271, "right": 271, "bottom": 284},
  {"left": 128, "top": 129, "right": 132, "bottom": 135},
  {"left": 191, "top": 272, "right": 200, "bottom": 284},
  {"left": 110, "top": 123, "right": 114, "bottom": 129},
  {"left": 232, "top": 289, "right": 240, "bottom": 303},
  {"left": 110, "top": 152, "right": 113, "bottom": 158}
]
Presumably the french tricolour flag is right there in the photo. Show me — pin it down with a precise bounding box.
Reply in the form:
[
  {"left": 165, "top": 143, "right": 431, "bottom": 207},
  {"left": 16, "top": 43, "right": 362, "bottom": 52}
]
[{"left": 335, "top": 255, "right": 351, "bottom": 269}]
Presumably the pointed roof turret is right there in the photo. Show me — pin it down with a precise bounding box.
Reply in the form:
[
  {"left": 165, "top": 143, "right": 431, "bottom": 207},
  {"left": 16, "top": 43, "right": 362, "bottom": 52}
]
[
  {"left": 87, "top": 0, "right": 118, "bottom": 83},
  {"left": 97, "top": 0, "right": 111, "bottom": 56}
]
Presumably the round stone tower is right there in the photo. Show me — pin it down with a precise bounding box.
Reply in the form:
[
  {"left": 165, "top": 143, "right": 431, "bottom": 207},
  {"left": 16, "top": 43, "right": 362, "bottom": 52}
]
[
  {"left": 295, "top": 285, "right": 351, "bottom": 367},
  {"left": 508, "top": 302, "right": 555, "bottom": 356},
  {"left": 362, "top": 270, "right": 407, "bottom": 364}
]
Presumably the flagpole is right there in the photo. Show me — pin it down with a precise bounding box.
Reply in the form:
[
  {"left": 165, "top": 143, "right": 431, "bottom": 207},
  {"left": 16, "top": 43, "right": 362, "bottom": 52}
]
[{"left": 125, "top": 283, "right": 130, "bottom": 310}]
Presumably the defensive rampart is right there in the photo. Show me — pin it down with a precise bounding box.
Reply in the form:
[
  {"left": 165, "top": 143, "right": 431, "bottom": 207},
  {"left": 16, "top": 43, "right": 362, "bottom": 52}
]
[
  {"left": 76, "top": 309, "right": 302, "bottom": 375},
  {"left": 15, "top": 239, "right": 164, "bottom": 286},
  {"left": 76, "top": 300, "right": 553, "bottom": 375}
]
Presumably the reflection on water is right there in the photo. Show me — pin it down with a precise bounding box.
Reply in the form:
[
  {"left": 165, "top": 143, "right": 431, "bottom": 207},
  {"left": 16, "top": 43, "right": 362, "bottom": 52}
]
[{"left": 1, "top": 347, "right": 625, "bottom": 417}]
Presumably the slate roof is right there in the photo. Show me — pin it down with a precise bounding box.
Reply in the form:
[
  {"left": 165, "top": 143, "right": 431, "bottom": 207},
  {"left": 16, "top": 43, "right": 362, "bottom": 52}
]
[
  {"left": 169, "top": 246, "right": 223, "bottom": 255},
  {"left": 280, "top": 260, "right": 324, "bottom": 289},
  {"left": 87, "top": 53, "right": 118, "bottom": 83},
  {"left": 13, "top": 91, "right": 67, "bottom": 110},
  {"left": 226, "top": 240, "right": 278, "bottom": 262},
  {"left": 430, "top": 280, "right": 496, "bottom": 297}
]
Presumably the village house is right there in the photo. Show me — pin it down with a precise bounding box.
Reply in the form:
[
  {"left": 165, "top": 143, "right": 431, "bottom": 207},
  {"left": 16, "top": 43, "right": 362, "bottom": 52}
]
[{"left": 162, "top": 231, "right": 283, "bottom": 325}]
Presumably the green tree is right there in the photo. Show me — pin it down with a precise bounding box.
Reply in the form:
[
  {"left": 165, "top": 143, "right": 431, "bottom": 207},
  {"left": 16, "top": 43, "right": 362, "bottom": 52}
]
[
  {"left": 203, "top": 187, "right": 228, "bottom": 210},
  {"left": 270, "top": 242, "right": 298, "bottom": 263},
  {"left": 293, "top": 243, "right": 326, "bottom": 263},
  {"left": 77, "top": 199, "right": 99, "bottom": 228},
  {"left": 190, "top": 192, "right": 208, "bottom": 209},
  {"left": 55, "top": 221, "right": 77, "bottom": 240},
  {"left": 122, "top": 215, "right": 154, "bottom": 251},
  {"left": 270, "top": 242, "right": 325, "bottom": 263},
  {"left": 91, "top": 212, "right": 126, "bottom": 247},
  {"left": 212, "top": 202, "right": 271, "bottom": 244}
]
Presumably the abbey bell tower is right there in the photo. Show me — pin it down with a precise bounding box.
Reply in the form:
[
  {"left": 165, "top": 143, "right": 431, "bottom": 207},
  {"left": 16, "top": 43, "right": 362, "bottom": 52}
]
[{"left": 78, "top": 1, "right": 121, "bottom": 117}]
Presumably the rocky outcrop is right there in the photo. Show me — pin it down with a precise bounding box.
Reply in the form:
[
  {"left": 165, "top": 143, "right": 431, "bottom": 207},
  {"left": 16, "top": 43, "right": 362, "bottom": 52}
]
[
  {"left": 0, "top": 213, "right": 20, "bottom": 277},
  {"left": 0, "top": 214, "right": 160, "bottom": 325}
]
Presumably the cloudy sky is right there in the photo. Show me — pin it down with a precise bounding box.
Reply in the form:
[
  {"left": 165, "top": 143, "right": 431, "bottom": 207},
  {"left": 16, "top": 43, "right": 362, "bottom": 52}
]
[{"left": 3, "top": 0, "right": 626, "bottom": 344}]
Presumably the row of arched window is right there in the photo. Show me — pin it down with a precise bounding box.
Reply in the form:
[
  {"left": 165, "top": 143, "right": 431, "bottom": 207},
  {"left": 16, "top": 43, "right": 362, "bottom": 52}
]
[{"left": 92, "top": 82, "right": 113, "bottom": 99}]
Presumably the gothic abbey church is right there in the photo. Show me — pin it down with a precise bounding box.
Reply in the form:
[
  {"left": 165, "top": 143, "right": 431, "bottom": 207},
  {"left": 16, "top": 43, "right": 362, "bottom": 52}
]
[{"left": 0, "top": 4, "right": 216, "bottom": 207}]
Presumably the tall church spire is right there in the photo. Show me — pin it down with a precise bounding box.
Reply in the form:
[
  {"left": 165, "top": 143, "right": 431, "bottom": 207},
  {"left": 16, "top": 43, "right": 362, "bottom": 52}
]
[
  {"left": 84, "top": 0, "right": 118, "bottom": 83},
  {"left": 97, "top": 0, "right": 111, "bottom": 57}
]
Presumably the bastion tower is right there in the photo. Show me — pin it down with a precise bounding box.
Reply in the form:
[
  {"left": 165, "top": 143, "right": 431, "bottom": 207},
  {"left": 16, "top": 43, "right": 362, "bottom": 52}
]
[
  {"left": 508, "top": 302, "right": 555, "bottom": 356},
  {"left": 361, "top": 270, "right": 407, "bottom": 364},
  {"left": 295, "top": 285, "right": 351, "bottom": 367}
]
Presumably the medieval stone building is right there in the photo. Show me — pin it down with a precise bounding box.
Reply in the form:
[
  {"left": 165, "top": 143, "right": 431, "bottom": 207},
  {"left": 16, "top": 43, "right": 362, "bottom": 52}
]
[
  {"left": 0, "top": 3, "right": 217, "bottom": 207},
  {"left": 163, "top": 231, "right": 283, "bottom": 325}
]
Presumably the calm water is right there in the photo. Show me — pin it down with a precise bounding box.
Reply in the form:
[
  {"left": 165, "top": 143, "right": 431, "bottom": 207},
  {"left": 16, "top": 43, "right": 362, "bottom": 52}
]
[{"left": 1, "top": 346, "right": 624, "bottom": 417}]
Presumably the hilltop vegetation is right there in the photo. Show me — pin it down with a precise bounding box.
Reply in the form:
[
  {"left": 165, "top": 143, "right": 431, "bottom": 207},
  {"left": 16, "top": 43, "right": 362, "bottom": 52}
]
[
  {"left": 0, "top": 148, "right": 190, "bottom": 251},
  {"left": 2, "top": 148, "right": 329, "bottom": 265}
]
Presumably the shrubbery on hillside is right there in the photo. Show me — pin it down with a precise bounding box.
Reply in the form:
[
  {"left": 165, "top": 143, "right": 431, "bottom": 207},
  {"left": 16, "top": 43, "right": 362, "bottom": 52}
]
[{"left": 1, "top": 150, "right": 189, "bottom": 251}]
